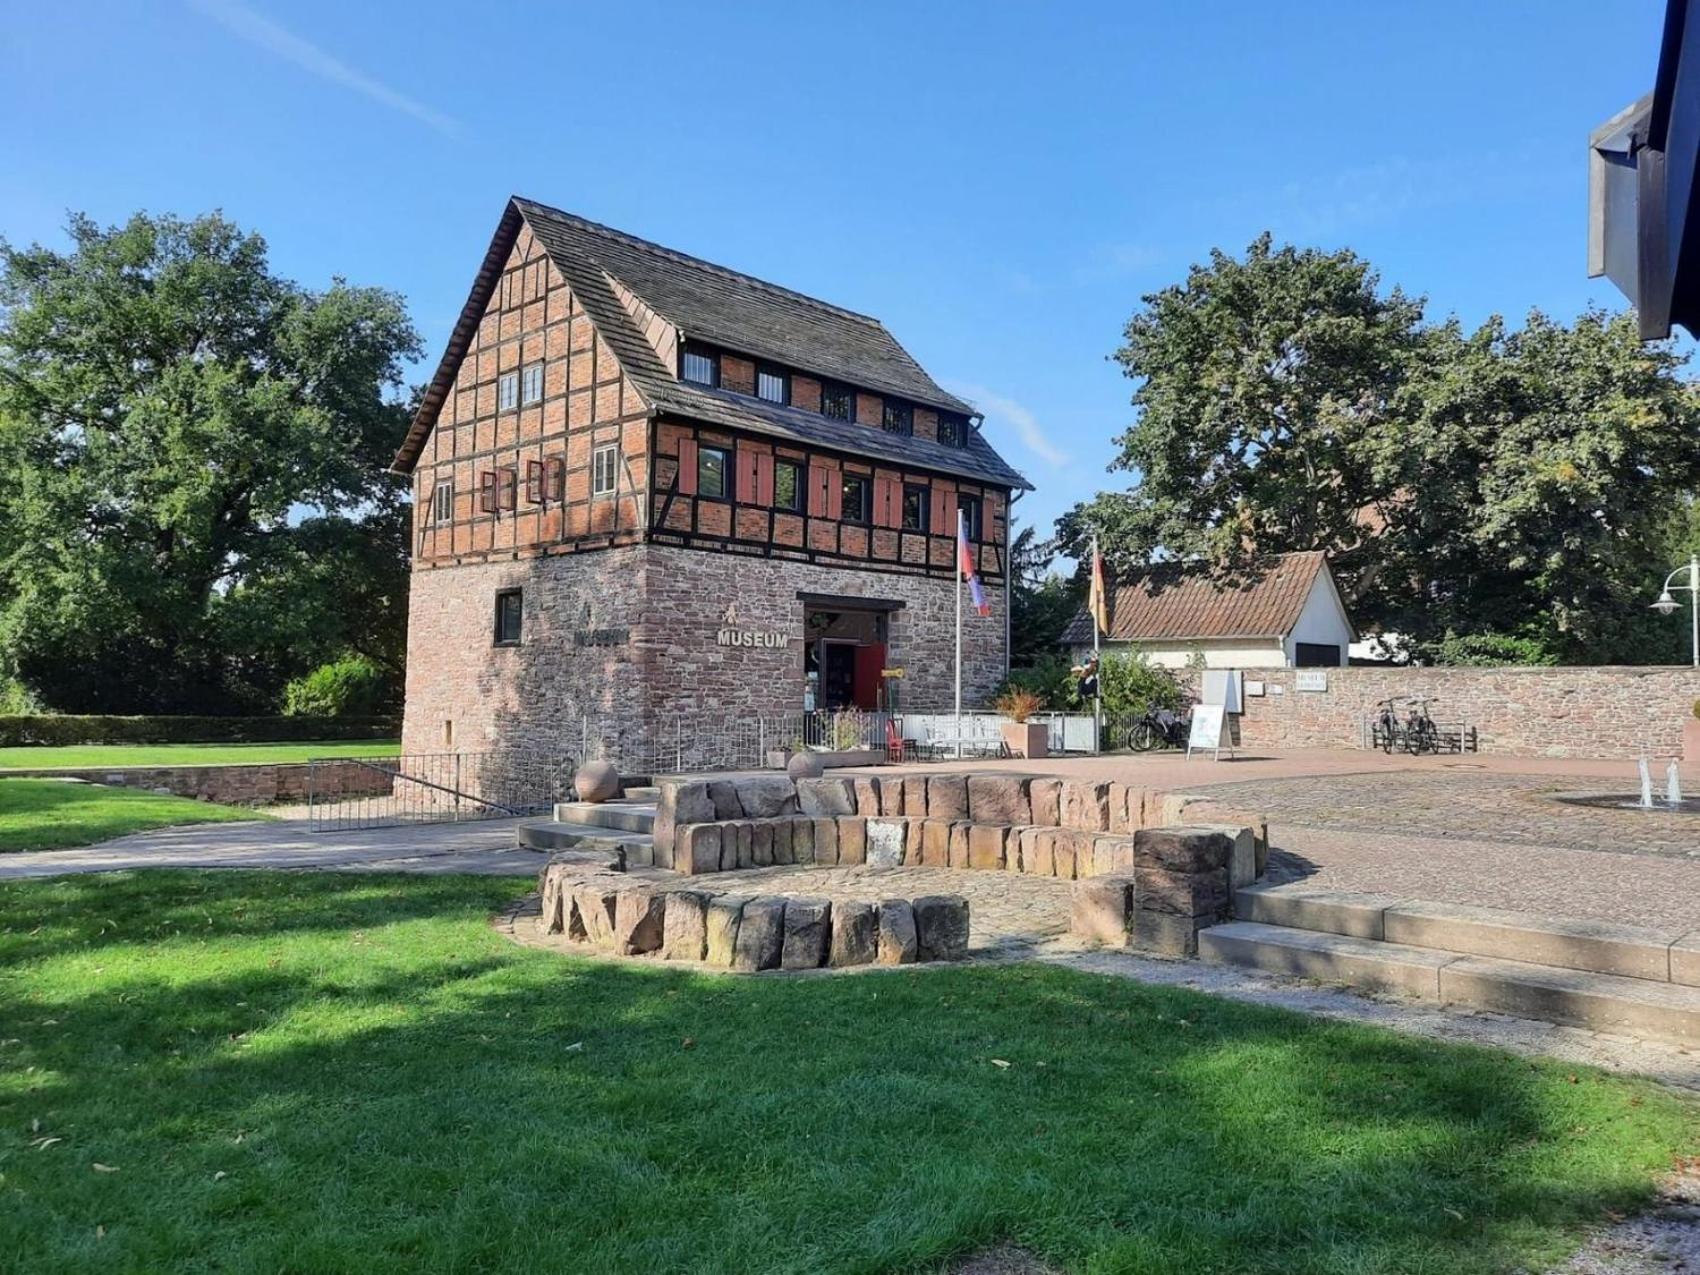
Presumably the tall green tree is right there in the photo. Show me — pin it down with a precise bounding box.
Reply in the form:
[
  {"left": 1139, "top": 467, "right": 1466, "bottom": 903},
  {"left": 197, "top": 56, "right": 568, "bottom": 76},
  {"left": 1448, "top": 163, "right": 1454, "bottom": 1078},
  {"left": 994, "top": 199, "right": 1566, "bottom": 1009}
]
[
  {"left": 0, "top": 211, "right": 420, "bottom": 712},
  {"left": 1058, "top": 234, "right": 1700, "bottom": 665},
  {"left": 1008, "top": 526, "right": 1081, "bottom": 667}
]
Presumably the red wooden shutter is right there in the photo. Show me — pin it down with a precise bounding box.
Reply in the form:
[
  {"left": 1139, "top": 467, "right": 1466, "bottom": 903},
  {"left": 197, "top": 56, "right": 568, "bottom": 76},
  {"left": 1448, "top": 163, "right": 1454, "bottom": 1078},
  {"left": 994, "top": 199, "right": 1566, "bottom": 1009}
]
[
  {"left": 807, "top": 464, "right": 827, "bottom": 516},
  {"left": 525, "top": 459, "right": 544, "bottom": 504},
  {"left": 737, "top": 449, "right": 760, "bottom": 504},
  {"left": 479, "top": 471, "right": 497, "bottom": 514},
  {"left": 677, "top": 438, "right": 698, "bottom": 495},
  {"left": 825, "top": 469, "right": 843, "bottom": 520},
  {"left": 499, "top": 467, "right": 518, "bottom": 510},
  {"left": 546, "top": 456, "right": 565, "bottom": 502},
  {"left": 870, "top": 477, "right": 894, "bottom": 528},
  {"left": 755, "top": 453, "right": 774, "bottom": 507},
  {"left": 931, "top": 487, "right": 951, "bottom": 536}
]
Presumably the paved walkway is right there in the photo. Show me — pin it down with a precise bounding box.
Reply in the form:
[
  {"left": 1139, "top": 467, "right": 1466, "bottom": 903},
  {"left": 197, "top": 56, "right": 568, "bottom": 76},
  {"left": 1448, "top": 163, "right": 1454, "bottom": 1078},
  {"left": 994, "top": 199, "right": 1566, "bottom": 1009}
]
[{"left": 0, "top": 816, "right": 545, "bottom": 879}]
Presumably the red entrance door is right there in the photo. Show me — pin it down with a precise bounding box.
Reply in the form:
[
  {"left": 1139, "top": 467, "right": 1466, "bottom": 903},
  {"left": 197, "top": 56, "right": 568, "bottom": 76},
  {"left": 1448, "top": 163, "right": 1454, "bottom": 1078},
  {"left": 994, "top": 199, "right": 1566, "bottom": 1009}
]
[{"left": 851, "top": 643, "right": 886, "bottom": 710}]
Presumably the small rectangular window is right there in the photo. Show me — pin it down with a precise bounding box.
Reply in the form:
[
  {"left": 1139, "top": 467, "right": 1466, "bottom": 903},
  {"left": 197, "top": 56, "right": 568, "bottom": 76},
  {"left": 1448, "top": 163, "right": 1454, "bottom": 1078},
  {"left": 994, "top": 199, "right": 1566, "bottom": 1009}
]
[
  {"left": 756, "top": 365, "right": 788, "bottom": 404},
  {"left": 842, "top": 474, "right": 871, "bottom": 524},
  {"left": 698, "top": 445, "right": 729, "bottom": 499},
  {"left": 957, "top": 493, "right": 983, "bottom": 541},
  {"left": 498, "top": 466, "right": 518, "bottom": 511},
  {"left": 494, "top": 589, "right": 523, "bottom": 645},
  {"left": 882, "top": 400, "right": 913, "bottom": 436},
  {"left": 479, "top": 470, "right": 498, "bottom": 514},
  {"left": 938, "top": 413, "right": 967, "bottom": 448},
  {"left": 521, "top": 362, "right": 544, "bottom": 405},
  {"left": 525, "top": 459, "right": 545, "bottom": 504},
  {"left": 592, "top": 443, "right": 619, "bottom": 496},
  {"left": 682, "top": 346, "right": 718, "bottom": 386},
  {"left": 821, "top": 382, "right": 853, "bottom": 421},
  {"left": 773, "top": 459, "right": 802, "bottom": 512},
  {"left": 545, "top": 456, "right": 566, "bottom": 502},
  {"left": 432, "top": 479, "right": 453, "bottom": 523},
  {"left": 902, "top": 483, "right": 929, "bottom": 532},
  {"left": 498, "top": 371, "right": 519, "bottom": 411}
]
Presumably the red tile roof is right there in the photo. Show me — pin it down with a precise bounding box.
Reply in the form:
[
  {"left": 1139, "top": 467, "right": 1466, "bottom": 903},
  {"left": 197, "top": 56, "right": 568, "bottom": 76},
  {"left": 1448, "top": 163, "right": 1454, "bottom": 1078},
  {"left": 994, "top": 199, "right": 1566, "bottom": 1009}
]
[{"left": 1061, "top": 550, "right": 1335, "bottom": 645}]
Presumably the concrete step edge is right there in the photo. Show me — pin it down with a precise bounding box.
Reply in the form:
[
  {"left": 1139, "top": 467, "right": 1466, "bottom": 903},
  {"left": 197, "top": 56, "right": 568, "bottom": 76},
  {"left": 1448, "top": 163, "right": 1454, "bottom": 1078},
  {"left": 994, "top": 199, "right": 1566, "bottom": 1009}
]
[{"left": 1234, "top": 885, "right": 1695, "bottom": 984}]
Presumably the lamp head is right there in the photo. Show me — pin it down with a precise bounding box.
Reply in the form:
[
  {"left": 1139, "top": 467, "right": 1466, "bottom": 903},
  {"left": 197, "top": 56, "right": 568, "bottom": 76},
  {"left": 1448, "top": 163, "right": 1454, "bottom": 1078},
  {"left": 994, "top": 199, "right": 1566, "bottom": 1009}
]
[{"left": 1653, "top": 590, "right": 1680, "bottom": 616}]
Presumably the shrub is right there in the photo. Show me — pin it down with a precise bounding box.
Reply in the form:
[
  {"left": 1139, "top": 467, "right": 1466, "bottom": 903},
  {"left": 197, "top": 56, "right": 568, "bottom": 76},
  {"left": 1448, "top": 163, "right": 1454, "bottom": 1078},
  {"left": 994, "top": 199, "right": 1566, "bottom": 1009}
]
[
  {"left": 0, "top": 677, "right": 40, "bottom": 716},
  {"left": 1098, "top": 651, "right": 1186, "bottom": 718},
  {"left": 994, "top": 655, "right": 1079, "bottom": 711},
  {"left": 0, "top": 715, "right": 397, "bottom": 747},
  {"left": 1693, "top": 697, "right": 1700, "bottom": 721},
  {"left": 994, "top": 688, "right": 1043, "bottom": 723},
  {"left": 1416, "top": 631, "right": 1559, "bottom": 668},
  {"left": 282, "top": 656, "right": 394, "bottom": 719}
]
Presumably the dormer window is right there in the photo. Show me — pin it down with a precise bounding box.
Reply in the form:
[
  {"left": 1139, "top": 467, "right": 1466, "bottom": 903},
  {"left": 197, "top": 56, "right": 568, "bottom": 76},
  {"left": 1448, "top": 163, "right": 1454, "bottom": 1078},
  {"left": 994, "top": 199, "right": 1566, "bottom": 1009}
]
[
  {"left": 682, "top": 345, "right": 718, "bottom": 387},
  {"left": 938, "top": 413, "right": 967, "bottom": 448},
  {"left": 821, "top": 382, "right": 853, "bottom": 421},
  {"left": 756, "top": 364, "right": 788, "bottom": 404},
  {"left": 882, "top": 400, "right": 913, "bottom": 436}
]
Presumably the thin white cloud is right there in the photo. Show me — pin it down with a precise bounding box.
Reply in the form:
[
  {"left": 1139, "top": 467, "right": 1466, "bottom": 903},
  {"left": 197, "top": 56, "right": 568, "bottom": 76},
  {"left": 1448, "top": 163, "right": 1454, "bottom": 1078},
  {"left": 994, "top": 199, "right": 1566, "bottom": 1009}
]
[
  {"left": 187, "top": 0, "right": 463, "bottom": 137},
  {"left": 944, "top": 381, "right": 1071, "bottom": 469}
]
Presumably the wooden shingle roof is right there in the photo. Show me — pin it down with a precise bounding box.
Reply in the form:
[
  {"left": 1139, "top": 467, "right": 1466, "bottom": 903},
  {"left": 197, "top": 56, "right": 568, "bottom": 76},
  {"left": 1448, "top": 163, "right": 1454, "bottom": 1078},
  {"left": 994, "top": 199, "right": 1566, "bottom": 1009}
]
[
  {"left": 392, "top": 197, "right": 1030, "bottom": 491},
  {"left": 1060, "top": 551, "right": 1336, "bottom": 645}
]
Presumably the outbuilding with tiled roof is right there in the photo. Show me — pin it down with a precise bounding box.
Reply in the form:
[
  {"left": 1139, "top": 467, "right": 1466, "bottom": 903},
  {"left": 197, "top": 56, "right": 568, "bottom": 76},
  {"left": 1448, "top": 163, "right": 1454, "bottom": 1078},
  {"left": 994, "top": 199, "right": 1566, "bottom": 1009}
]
[{"left": 1062, "top": 550, "right": 1354, "bottom": 669}]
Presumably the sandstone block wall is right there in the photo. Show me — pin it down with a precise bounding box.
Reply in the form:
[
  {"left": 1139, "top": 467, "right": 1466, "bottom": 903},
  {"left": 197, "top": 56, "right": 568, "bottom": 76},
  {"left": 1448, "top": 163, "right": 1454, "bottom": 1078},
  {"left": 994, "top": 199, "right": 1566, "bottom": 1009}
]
[{"left": 1218, "top": 666, "right": 1700, "bottom": 759}]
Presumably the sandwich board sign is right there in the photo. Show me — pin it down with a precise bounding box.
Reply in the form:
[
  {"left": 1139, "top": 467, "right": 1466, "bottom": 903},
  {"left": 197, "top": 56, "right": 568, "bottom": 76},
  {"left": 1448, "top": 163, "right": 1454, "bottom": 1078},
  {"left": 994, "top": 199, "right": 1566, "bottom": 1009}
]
[{"left": 1186, "top": 703, "right": 1230, "bottom": 760}]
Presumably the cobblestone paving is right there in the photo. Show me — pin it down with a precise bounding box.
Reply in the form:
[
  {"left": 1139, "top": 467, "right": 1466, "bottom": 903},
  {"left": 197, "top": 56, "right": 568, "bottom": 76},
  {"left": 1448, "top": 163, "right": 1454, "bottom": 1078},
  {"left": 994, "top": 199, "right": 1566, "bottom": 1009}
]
[
  {"left": 623, "top": 863, "right": 1076, "bottom": 957},
  {"left": 1192, "top": 770, "right": 1700, "bottom": 859}
]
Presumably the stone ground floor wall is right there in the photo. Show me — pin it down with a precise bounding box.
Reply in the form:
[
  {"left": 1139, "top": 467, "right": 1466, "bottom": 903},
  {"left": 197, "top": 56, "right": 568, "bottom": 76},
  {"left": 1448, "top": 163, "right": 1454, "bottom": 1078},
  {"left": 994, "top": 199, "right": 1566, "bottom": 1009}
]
[
  {"left": 401, "top": 544, "right": 1006, "bottom": 767},
  {"left": 7, "top": 759, "right": 394, "bottom": 806},
  {"left": 1221, "top": 665, "right": 1700, "bottom": 759}
]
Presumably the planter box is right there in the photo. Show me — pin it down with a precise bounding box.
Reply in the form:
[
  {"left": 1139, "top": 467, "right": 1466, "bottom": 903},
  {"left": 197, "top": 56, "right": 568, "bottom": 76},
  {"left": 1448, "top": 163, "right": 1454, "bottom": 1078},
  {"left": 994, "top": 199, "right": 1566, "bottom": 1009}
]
[
  {"left": 813, "top": 748, "right": 882, "bottom": 768},
  {"left": 1001, "top": 722, "right": 1049, "bottom": 759}
]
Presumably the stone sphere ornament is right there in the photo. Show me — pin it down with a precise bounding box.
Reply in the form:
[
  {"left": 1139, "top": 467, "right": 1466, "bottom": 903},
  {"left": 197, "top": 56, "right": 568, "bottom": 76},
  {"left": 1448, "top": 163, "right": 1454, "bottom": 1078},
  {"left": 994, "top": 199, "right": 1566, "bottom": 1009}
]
[
  {"left": 573, "top": 759, "right": 621, "bottom": 803},
  {"left": 786, "top": 751, "right": 825, "bottom": 780}
]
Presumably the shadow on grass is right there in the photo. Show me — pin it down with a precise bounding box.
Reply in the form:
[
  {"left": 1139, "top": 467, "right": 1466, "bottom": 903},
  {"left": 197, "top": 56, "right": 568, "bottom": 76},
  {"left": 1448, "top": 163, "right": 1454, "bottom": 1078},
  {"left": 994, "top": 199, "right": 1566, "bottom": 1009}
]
[{"left": 1, "top": 871, "right": 1694, "bottom": 1275}]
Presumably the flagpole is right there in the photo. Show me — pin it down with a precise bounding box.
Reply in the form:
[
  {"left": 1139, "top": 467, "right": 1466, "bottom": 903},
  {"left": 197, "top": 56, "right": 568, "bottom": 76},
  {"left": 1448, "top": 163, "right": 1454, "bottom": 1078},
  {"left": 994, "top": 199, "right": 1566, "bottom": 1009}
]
[
  {"left": 1092, "top": 535, "right": 1103, "bottom": 755},
  {"left": 954, "top": 508, "right": 964, "bottom": 760}
]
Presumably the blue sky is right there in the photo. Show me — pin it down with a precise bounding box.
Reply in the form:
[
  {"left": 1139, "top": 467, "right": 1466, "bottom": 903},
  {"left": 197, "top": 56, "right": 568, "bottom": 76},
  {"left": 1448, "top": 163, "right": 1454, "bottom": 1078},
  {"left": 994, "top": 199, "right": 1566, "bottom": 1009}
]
[{"left": 0, "top": 1, "right": 1668, "bottom": 550}]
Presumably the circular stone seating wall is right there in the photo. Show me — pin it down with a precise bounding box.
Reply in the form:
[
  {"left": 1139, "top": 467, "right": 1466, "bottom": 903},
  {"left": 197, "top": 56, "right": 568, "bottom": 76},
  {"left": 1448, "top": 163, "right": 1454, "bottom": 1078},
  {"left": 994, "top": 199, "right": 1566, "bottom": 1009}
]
[{"left": 535, "top": 860, "right": 968, "bottom": 972}]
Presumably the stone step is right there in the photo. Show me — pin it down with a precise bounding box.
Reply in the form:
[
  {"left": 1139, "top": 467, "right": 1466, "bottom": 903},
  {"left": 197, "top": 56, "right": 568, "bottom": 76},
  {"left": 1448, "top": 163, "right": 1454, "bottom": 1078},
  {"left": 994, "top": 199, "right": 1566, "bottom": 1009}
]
[
  {"left": 550, "top": 800, "right": 656, "bottom": 834},
  {"left": 1234, "top": 885, "right": 1696, "bottom": 984},
  {"left": 1200, "top": 921, "right": 1700, "bottom": 1046},
  {"left": 516, "top": 818, "right": 655, "bottom": 866},
  {"left": 623, "top": 785, "right": 660, "bottom": 801}
]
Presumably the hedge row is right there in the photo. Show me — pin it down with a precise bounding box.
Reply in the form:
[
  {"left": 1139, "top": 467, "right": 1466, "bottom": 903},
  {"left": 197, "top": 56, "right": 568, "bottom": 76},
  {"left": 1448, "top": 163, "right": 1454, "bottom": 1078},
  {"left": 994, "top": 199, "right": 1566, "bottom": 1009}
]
[{"left": 0, "top": 715, "right": 401, "bottom": 747}]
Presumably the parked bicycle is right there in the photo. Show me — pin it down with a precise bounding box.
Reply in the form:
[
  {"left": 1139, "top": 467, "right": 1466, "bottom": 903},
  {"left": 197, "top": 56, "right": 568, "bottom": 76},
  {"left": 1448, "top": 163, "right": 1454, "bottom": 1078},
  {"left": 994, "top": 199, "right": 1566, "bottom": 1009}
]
[
  {"left": 1125, "top": 706, "right": 1189, "bottom": 752},
  {"left": 1371, "top": 695, "right": 1444, "bottom": 754},
  {"left": 1402, "top": 696, "right": 1440, "bottom": 754}
]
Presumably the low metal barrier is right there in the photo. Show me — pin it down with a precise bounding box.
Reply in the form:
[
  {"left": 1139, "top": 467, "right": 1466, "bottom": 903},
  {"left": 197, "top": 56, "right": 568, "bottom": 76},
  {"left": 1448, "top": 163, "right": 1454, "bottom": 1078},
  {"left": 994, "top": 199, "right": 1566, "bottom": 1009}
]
[{"left": 306, "top": 749, "right": 574, "bottom": 832}]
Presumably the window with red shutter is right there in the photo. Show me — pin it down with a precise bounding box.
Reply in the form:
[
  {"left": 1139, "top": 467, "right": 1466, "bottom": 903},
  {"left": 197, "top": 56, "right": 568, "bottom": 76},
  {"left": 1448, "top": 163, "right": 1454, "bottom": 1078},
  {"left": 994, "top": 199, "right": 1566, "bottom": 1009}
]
[
  {"left": 755, "top": 453, "right": 775, "bottom": 507},
  {"left": 479, "top": 471, "right": 498, "bottom": 514},
  {"left": 499, "top": 467, "right": 518, "bottom": 511},
  {"left": 545, "top": 456, "right": 565, "bottom": 502},
  {"left": 807, "top": 464, "right": 827, "bottom": 516},
  {"left": 525, "top": 459, "right": 545, "bottom": 504},
  {"left": 930, "top": 486, "right": 952, "bottom": 535}
]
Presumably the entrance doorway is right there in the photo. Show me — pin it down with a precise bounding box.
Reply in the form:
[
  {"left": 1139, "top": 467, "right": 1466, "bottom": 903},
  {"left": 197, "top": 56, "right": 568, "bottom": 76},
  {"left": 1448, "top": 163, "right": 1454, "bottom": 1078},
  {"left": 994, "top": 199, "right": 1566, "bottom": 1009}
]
[{"left": 804, "top": 605, "right": 890, "bottom": 710}]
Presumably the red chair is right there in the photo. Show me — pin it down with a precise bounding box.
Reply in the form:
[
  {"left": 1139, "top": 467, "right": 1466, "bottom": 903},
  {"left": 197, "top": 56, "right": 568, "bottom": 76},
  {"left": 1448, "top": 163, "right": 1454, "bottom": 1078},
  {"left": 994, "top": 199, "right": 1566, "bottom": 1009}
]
[{"left": 884, "top": 717, "right": 914, "bottom": 763}]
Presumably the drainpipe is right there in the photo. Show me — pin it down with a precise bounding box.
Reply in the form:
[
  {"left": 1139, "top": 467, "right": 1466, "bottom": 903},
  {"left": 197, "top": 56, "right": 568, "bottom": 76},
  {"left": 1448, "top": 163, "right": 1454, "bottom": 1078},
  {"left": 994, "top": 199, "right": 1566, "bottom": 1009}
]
[{"left": 1006, "top": 485, "right": 1025, "bottom": 684}]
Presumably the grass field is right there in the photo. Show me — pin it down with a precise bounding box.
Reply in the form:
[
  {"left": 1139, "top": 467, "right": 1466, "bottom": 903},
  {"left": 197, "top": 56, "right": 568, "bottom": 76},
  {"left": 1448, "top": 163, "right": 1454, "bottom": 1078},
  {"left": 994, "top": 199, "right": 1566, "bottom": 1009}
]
[
  {"left": 1, "top": 870, "right": 1694, "bottom": 1274},
  {"left": 0, "top": 741, "right": 399, "bottom": 771},
  {"left": 0, "top": 779, "right": 261, "bottom": 852}
]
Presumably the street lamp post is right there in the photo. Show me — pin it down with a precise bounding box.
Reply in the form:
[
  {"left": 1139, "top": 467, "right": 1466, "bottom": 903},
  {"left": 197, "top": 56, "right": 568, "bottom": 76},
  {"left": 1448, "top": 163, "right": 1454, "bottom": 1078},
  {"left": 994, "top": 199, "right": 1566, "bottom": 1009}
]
[{"left": 1650, "top": 554, "right": 1700, "bottom": 668}]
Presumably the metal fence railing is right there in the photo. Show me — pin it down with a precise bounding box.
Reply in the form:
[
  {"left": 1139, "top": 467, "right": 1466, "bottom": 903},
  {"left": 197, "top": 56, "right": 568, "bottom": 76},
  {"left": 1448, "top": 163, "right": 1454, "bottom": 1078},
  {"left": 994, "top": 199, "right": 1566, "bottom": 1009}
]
[
  {"left": 575, "top": 710, "right": 890, "bottom": 777},
  {"left": 306, "top": 750, "right": 575, "bottom": 832}
]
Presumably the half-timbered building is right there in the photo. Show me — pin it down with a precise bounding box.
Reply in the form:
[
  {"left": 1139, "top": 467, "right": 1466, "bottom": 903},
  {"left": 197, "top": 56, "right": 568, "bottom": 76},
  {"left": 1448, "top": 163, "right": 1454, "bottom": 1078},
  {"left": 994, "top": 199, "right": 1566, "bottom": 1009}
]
[{"left": 392, "top": 197, "right": 1031, "bottom": 761}]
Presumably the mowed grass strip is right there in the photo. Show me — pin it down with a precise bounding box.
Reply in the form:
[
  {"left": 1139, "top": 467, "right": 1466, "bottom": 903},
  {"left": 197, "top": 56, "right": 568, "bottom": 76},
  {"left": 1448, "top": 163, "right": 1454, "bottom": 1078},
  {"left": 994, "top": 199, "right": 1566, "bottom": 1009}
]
[
  {"left": 0, "top": 741, "right": 400, "bottom": 771},
  {"left": 0, "top": 779, "right": 262, "bottom": 853},
  {"left": 0, "top": 871, "right": 1694, "bottom": 1275}
]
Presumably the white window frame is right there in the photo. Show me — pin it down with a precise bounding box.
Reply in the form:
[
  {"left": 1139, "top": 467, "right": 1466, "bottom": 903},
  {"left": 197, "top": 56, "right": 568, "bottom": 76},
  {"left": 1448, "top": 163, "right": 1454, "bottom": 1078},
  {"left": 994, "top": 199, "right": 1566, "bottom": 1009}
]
[
  {"left": 756, "top": 365, "right": 788, "bottom": 404},
  {"left": 591, "top": 443, "right": 619, "bottom": 497},
  {"left": 520, "top": 362, "right": 544, "bottom": 405},
  {"left": 432, "top": 479, "right": 453, "bottom": 523},
  {"left": 682, "top": 348, "right": 717, "bottom": 386},
  {"left": 497, "top": 371, "right": 519, "bottom": 411}
]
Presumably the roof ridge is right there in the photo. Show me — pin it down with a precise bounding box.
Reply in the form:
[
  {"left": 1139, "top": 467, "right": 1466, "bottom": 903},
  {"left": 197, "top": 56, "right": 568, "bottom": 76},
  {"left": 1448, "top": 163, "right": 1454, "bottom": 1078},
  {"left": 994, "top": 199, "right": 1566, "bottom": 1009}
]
[{"left": 513, "top": 195, "right": 885, "bottom": 328}]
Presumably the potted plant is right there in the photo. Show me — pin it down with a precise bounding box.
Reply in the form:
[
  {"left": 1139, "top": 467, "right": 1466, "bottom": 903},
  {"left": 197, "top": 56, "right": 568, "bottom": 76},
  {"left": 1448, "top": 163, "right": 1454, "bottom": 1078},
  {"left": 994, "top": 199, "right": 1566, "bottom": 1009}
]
[
  {"left": 1685, "top": 699, "right": 1700, "bottom": 770},
  {"left": 995, "top": 689, "right": 1048, "bottom": 758}
]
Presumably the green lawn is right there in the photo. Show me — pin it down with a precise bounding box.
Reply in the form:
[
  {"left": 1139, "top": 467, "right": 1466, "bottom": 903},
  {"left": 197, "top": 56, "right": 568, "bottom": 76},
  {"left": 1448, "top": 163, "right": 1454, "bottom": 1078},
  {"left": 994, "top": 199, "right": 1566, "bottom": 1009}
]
[
  {"left": 0, "top": 779, "right": 262, "bottom": 853},
  {"left": 0, "top": 872, "right": 1693, "bottom": 1274},
  {"left": 0, "top": 740, "right": 399, "bottom": 771}
]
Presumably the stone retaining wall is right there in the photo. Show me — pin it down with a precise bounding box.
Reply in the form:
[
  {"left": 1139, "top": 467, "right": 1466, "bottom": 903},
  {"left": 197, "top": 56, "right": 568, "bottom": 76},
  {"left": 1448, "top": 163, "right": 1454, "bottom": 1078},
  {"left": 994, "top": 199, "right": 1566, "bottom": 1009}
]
[
  {"left": 5, "top": 759, "right": 395, "bottom": 806},
  {"left": 535, "top": 859, "right": 969, "bottom": 971},
  {"left": 1215, "top": 665, "right": 1700, "bottom": 759}
]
